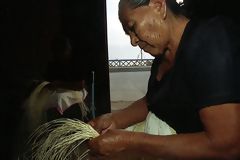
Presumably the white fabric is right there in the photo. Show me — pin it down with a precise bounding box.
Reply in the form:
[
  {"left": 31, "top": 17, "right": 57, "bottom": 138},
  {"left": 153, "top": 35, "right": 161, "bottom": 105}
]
[
  {"left": 23, "top": 81, "right": 89, "bottom": 131},
  {"left": 46, "top": 88, "right": 88, "bottom": 115},
  {"left": 123, "top": 112, "right": 176, "bottom": 160},
  {"left": 144, "top": 112, "right": 176, "bottom": 135},
  {"left": 126, "top": 111, "right": 176, "bottom": 135}
]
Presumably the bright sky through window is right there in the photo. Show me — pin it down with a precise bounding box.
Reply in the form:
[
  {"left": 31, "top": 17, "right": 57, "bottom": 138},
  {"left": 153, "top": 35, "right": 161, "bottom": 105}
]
[{"left": 106, "top": 0, "right": 154, "bottom": 60}]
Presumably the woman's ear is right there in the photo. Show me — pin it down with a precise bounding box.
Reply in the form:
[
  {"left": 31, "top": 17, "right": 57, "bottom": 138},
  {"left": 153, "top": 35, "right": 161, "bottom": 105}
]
[{"left": 149, "top": 0, "right": 167, "bottom": 19}]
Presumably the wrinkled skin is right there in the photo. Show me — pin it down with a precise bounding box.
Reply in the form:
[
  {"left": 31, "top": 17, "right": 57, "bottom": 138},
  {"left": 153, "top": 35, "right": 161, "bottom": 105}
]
[
  {"left": 88, "top": 129, "right": 151, "bottom": 160},
  {"left": 88, "top": 129, "right": 135, "bottom": 156},
  {"left": 88, "top": 113, "right": 117, "bottom": 134},
  {"left": 88, "top": 97, "right": 148, "bottom": 159},
  {"left": 119, "top": 3, "right": 170, "bottom": 57}
]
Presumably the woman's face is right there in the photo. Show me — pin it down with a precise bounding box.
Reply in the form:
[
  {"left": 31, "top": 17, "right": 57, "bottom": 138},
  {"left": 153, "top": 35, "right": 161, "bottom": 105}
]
[{"left": 119, "top": 4, "right": 170, "bottom": 57}]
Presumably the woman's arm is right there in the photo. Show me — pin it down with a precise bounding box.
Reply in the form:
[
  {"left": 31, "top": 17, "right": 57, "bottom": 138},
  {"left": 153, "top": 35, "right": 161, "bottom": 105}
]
[
  {"left": 133, "top": 103, "right": 240, "bottom": 159},
  {"left": 111, "top": 96, "right": 149, "bottom": 129},
  {"left": 88, "top": 96, "right": 149, "bottom": 134},
  {"left": 90, "top": 103, "right": 240, "bottom": 160}
]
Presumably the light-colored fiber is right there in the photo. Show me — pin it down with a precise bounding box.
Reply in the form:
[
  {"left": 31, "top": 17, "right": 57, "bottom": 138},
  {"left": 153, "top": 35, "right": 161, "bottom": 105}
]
[
  {"left": 21, "top": 118, "right": 99, "bottom": 160},
  {"left": 20, "top": 112, "right": 176, "bottom": 160},
  {"left": 23, "top": 81, "right": 51, "bottom": 132}
]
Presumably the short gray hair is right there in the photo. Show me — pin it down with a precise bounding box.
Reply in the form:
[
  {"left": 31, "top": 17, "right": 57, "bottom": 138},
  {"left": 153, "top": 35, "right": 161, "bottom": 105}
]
[
  {"left": 119, "top": 0, "right": 184, "bottom": 15},
  {"left": 119, "top": 0, "right": 150, "bottom": 9}
]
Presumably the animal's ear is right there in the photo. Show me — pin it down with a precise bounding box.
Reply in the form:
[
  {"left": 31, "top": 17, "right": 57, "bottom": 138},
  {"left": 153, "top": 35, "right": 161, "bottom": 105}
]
[{"left": 149, "top": 0, "right": 167, "bottom": 19}]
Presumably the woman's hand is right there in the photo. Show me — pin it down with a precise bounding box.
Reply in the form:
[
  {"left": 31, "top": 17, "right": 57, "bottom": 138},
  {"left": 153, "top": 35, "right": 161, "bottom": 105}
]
[
  {"left": 88, "top": 113, "right": 118, "bottom": 134},
  {"left": 88, "top": 97, "right": 148, "bottom": 134},
  {"left": 88, "top": 129, "right": 137, "bottom": 157}
]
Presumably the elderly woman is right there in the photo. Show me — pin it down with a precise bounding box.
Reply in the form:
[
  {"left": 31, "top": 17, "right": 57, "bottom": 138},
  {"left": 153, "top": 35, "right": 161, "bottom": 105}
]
[{"left": 89, "top": 0, "right": 240, "bottom": 159}]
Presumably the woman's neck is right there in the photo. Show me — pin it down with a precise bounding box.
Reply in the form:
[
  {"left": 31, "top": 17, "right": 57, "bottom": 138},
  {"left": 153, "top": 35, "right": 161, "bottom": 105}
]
[
  {"left": 166, "top": 14, "right": 189, "bottom": 64},
  {"left": 156, "top": 15, "right": 189, "bottom": 81}
]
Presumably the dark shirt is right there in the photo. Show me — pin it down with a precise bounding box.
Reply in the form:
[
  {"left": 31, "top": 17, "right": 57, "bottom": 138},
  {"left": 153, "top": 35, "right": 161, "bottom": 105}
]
[{"left": 146, "top": 16, "right": 240, "bottom": 133}]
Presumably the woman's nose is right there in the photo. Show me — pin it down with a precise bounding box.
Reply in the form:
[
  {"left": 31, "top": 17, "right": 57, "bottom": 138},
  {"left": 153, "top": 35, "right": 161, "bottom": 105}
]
[{"left": 130, "top": 34, "right": 139, "bottom": 47}]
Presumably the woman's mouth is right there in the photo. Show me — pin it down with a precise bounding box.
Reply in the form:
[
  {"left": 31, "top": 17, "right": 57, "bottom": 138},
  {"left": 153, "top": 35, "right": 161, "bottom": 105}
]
[{"left": 140, "top": 44, "right": 147, "bottom": 51}]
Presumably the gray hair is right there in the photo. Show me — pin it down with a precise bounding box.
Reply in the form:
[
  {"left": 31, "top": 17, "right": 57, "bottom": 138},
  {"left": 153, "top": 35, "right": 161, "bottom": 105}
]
[
  {"left": 119, "top": 0, "right": 150, "bottom": 9},
  {"left": 119, "top": 0, "right": 184, "bottom": 15}
]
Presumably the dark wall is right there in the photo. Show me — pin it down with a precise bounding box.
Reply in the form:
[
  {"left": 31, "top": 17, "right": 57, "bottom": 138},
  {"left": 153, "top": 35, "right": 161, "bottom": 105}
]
[
  {"left": 1, "top": 1, "right": 62, "bottom": 159},
  {"left": 184, "top": 0, "right": 239, "bottom": 18},
  {"left": 1, "top": 0, "right": 110, "bottom": 159},
  {"left": 61, "top": 0, "right": 111, "bottom": 116}
]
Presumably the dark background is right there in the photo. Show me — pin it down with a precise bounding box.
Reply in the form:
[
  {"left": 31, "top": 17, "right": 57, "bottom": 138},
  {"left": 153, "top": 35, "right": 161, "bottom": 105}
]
[
  {"left": 0, "top": 0, "right": 238, "bottom": 159},
  {"left": 184, "top": 0, "right": 239, "bottom": 18},
  {"left": 1, "top": 0, "right": 110, "bottom": 159}
]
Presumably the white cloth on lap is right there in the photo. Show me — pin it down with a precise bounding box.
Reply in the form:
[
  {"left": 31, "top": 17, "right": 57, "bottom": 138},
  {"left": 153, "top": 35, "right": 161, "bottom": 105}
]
[{"left": 126, "top": 111, "right": 176, "bottom": 135}]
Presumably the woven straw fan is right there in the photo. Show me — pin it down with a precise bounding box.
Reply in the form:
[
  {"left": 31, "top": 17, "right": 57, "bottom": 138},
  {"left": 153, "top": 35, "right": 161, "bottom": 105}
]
[
  {"left": 20, "top": 118, "right": 99, "bottom": 160},
  {"left": 20, "top": 118, "right": 161, "bottom": 160}
]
